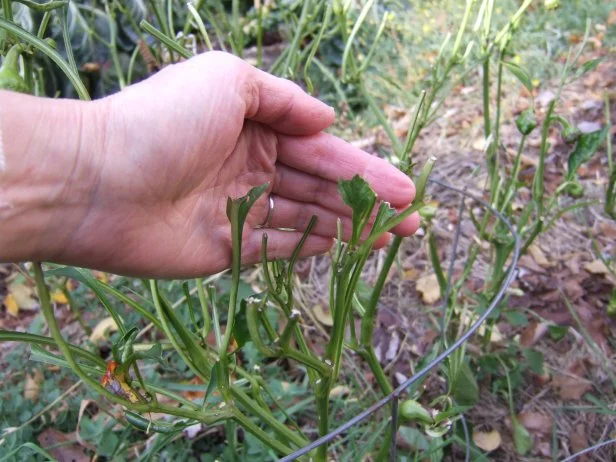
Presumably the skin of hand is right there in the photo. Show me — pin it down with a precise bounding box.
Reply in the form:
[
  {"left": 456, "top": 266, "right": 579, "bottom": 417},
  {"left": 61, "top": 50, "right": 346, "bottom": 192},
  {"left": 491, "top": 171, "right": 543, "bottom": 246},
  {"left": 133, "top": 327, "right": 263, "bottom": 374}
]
[{"left": 0, "top": 51, "right": 419, "bottom": 278}]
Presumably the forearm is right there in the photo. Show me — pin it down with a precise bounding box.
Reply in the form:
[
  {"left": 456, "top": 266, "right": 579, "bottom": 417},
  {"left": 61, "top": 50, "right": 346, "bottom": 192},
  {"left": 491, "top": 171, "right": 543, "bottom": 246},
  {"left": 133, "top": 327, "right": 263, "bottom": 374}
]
[{"left": 0, "top": 91, "right": 106, "bottom": 263}]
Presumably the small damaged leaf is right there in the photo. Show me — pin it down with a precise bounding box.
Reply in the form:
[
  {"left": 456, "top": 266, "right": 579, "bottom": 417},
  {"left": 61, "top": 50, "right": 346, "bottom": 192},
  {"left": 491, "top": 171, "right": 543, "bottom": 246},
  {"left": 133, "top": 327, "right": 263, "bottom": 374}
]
[
  {"left": 338, "top": 175, "right": 377, "bottom": 245},
  {"left": 567, "top": 128, "right": 607, "bottom": 180},
  {"left": 226, "top": 183, "right": 269, "bottom": 227}
]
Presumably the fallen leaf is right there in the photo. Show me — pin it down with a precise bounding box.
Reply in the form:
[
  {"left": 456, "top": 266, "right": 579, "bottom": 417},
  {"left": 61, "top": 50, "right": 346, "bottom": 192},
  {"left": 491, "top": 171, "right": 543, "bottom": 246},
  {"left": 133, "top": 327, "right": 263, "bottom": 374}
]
[
  {"left": 584, "top": 260, "right": 609, "bottom": 275},
  {"left": 89, "top": 317, "right": 118, "bottom": 344},
  {"left": 24, "top": 369, "right": 44, "bottom": 401},
  {"left": 529, "top": 244, "right": 550, "bottom": 268},
  {"left": 38, "top": 428, "right": 89, "bottom": 462},
  {"left": 520, "top": 321, "right": 548, "bottom": 347},
  {"left": 570, "top": 424, "right": 588, "bottom": 462},
  {"left": 313, "top": 304, "right": 333, "bottom": 327},
  {"left": 519, "top": 411, "right": 553, "bottom": 434},
  {"left": 552, "top": 374, "right": 592, "bottom": 400},
  {"left": 6, "top": 281, "right": 38, "bottom": 311},
  {"left": 3, "top": 293, "right": 19, "bottom": 317},
  {"left": 51, "top": 289, "right": 68, "bottom": 305},
  {"left": 416, "top": 274, "right": 441, "bottom": 304},
  {"left": 472, "top": 429, "right": 502, "bottom": 452},
  {"left": 329, "top": 385, "right": 351, "bottom": 399}
]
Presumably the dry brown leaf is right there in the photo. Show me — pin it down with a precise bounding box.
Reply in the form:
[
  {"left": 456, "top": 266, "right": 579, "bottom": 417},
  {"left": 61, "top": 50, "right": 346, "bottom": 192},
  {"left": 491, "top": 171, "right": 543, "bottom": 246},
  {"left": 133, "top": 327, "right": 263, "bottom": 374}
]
[
  {"left": 529, "top": 244, "right": 550, "bottom": 268},
  {"left": 38, "top": 428, "right": 89, "bottom": 462},
  {"left": 89, "top": 317, "right": 118, "bottom": 344},
  {"left": 519, "top": 411, "right": 553, "bottom": 434},
  {"left": 472, "top": 429, "right": 502, "bottom": 452},
  {"left": 24, "top": 369, "right": 44, "bottom": 402},
  {"left": 416, "top": 274, "right": 441, "bottom": 304},
  {"left": 570, "top": 424, "right": 588, "bottom": 462},
  {"left": 520, "top": 321, "right": 548, "bottom": 347},
  {"left": 313, "top": 304, "right": 333, "bottom": 327},
  {"left": 584, "top": 260, "right": 610, "bottom": 275},
  {"left": 552, "top": 374, "right": 592, "bottom": 401}
]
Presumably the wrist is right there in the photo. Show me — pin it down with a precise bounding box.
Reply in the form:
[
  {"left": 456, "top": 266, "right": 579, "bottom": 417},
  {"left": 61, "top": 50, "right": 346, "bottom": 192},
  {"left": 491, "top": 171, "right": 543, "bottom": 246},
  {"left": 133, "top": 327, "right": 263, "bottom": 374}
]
[{"left": 0, "top": 91, "right": 107, "bottom": 262}]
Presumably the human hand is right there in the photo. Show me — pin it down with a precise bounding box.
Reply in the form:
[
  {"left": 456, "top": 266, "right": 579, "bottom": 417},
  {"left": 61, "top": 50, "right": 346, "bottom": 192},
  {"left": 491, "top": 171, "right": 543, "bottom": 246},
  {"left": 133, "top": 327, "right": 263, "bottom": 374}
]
[{"left": 0, "top": 51, "right": 419, "bottom": 278}]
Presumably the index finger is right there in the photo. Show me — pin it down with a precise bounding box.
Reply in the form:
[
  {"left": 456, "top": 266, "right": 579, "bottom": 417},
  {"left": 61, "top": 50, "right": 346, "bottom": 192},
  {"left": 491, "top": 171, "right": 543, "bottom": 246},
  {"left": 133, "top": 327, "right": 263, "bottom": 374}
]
[{"left": 277, "top": 132, "right": 415, "bottom": 207}]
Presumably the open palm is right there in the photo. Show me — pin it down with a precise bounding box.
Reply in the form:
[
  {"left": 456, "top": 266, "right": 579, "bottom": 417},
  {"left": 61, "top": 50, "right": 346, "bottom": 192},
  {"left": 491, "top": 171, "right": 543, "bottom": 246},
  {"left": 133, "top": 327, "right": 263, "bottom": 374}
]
[{"left": 61, "top": 52, "right": 419, "bottom": 278}]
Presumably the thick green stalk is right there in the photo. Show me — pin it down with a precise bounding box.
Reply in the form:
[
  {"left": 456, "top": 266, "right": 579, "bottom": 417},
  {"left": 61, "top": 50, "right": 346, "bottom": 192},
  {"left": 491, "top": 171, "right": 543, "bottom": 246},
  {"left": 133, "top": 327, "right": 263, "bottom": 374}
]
[{"left": 2, "top": 0, "right": 12, "bottom": 21}]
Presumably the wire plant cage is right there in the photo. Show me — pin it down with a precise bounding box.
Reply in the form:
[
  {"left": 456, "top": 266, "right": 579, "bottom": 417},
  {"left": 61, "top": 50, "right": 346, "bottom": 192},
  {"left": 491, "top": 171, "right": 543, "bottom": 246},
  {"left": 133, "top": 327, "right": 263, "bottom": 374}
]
[
  {"left": 280, "top": 178, "right": 616, "bottom": 462},
  {"left": 282, "top": 178, "right": 521, "bottom": 461}
]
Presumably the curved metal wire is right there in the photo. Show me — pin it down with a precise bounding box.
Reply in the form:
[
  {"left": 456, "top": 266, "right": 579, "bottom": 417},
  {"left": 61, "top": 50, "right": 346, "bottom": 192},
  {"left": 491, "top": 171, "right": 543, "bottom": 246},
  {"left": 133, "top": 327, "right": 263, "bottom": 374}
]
[
  {"left": 561, "top": 438, "right": 616, "bottom": 462},
  {"left": 280, "top": 179, "right": 521, "bottom": 462}
]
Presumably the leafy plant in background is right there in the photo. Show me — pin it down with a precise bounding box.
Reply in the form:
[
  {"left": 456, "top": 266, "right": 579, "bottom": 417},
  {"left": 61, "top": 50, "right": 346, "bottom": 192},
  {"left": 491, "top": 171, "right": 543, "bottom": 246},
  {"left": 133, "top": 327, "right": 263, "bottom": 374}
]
[{"left": 0, "top": 0, "right": 613, "bottom": 460}]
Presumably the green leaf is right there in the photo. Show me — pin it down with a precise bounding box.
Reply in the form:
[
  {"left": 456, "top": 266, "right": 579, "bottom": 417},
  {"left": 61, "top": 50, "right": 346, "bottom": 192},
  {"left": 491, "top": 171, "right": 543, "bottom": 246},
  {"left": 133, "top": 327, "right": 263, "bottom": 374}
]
[
  {"left": 399, "top": 399, "right": 433, "bottom": 424},
  {"left": 232, "top": 299, "right": 251, "bottom": 348},
  {"left": 522, "top": 348, "right": 544, "bottom": 375},
  {"left": 515, "top": 109, "right": 537, "bottom": 136},
  {"left": 338, "top": 175, "right": 377, "bottom": 245},
  {"left": 451, "top": 361, "right": 479, "bottom": 406},
  {"left": 504, "top": 311, "right": 528, "bottom": 327},
  {"left": 567, "top": 128, "right": 608, "bottom": 179},
  {"left": 578, "top": 58, "right": 602, "bottom": 76},
  {"left": 512, "top": 416, "right": 533, "bottom": 455},
  {"left": 135, "top": 343, "right": 163, "bottom": 362},
  {"left": 226, "top": 183, "right": 269, "bottom": 229},
  {"left": 547, "top": 324, "right": 568, "bottom": 341},
  {"left": 504, "top": 61, "right": 533, "bottom": 92}
]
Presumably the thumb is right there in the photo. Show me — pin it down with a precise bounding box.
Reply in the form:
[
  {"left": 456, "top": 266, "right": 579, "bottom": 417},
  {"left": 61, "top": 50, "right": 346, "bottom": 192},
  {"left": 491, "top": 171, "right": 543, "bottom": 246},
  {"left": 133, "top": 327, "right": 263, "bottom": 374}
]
[{"left": 242, "top": 64, "right": 335, "bottom": 135}]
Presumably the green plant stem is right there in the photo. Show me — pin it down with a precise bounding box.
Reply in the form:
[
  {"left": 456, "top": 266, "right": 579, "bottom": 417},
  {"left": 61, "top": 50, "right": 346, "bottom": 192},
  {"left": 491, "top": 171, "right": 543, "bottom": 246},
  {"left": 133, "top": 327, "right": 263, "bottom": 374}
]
[
  {"left": 186, "top": 2, "right": 212, "bottom": 51},
  {"left": 0, "top": 331, "right": 104, "bottom": 366},
  {"left": 104, "top": 1, "right": 125, "bottom": 89},
  {"left": 0, "top": 18, "right": 90, "bottom": 99},
  {"left": 196, "top": 278, "right": 212, "bottom": 338},
  {"left": 604, "top": 92, "right": 615, "bottom": 218},
  {"left": 15, "top": 0, "right": 67, "bottom": 12},
  {"left": 37, "top": 11, "right": 52, "bottom": 37},
  {"left": 59, "top": 5, "right": 78, "bottom": 76},
  {"left": 281, "top": 0, "right": 312, "bottom": 77},
  {"left": 2, "top": 0, "right": 12, "bottom": 21},
  {"left": 140, "top": 19, "right": 191, "bottom": 59}
]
